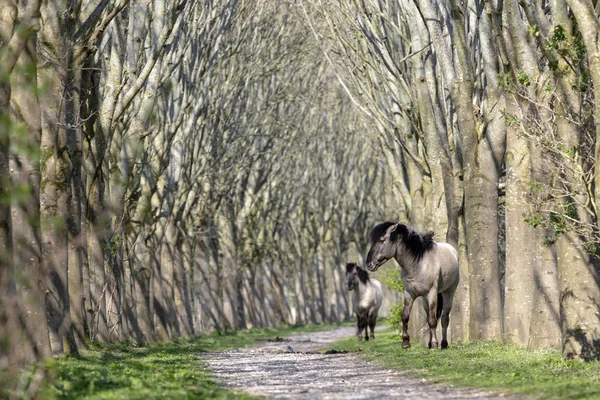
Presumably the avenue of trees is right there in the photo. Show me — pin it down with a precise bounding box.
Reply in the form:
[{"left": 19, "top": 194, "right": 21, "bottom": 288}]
[
  {"left": 0, "top": 1, "right": 397, "bottom": 395},
  {"left": 1, "top": 0, "right": 600, "bottom": 396},
  {"left": 302, "top": 0, "right": 600, "bottom": 359}
]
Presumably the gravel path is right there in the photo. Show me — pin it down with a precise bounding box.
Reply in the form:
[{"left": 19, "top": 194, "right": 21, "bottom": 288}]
[{"left": 202, "top": 326, "right": 523, "bottom": 399}]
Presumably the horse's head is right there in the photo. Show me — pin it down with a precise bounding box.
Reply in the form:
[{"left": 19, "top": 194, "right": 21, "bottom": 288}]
[
  {"left": 345, "top": 262, "right": 360, "bottom": 290},
  {"left": 366, "top": 222, "right": 404, "bottom": 271}
]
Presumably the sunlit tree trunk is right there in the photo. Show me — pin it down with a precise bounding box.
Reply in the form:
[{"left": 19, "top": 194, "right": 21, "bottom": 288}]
[
  {"left": 0, "top": 2, "right": 17, "bottom": 389},
  {"left": 37, "top": 1, "right": 78, "bottom": 356},
  {"left": 565, "top": 0, "right": 600, "bottom": 218},
  {"left": 419, "top": 0, "right": 503, "bottom": 340},
  {"left": 502, "top": 0, "right": 536, "bottom": 346},
  {"left": 9, "top": 32, "right": 52, "bottom": 364},
  {"left": 560, "top": 0, "right": 600, "bottom": 360},
  {"left": 528, "top": 143, "right": 561, "bottom": 350},
  {"left": 1, "top": 2, "right": 50, "bottom": 394}
]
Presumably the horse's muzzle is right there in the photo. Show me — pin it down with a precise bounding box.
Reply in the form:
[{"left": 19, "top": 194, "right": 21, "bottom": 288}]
[{"left": 367, "top": 262, "right": 379, "bottom": 271}]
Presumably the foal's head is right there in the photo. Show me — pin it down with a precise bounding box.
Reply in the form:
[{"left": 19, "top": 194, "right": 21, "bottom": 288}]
[
  {"left": 366, "top": 221, "right": 435, "bottom": 271},
  {"left": 345, "top": 262, "right": 369, "bottom": 290}
]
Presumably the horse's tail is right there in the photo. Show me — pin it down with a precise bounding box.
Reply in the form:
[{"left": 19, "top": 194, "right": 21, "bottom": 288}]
[{"left": 436, "top": 293, "right": 443, "bottom": 320}]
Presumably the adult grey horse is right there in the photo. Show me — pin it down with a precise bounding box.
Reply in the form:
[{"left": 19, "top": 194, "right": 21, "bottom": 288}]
[{"left": 366, "top": 222, "right": 459, "bottom": 349}]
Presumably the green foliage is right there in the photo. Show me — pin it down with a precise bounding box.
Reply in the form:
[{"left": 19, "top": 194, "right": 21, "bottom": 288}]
[
  {"left": 564, "top": 146, "right": 578, "bottom": 160},
  {"left": 381, "top": 268, "right": 404, "bottom": 293},
  {"left": 516, "top": 70, "right": 531, "bottom": 87},
  {"left": 524, "top": 210, "right": 567, "bottom": 246},
  {"left": 528, "top": 24, "right": 540, "bottom": 38},
  {"left": 326, "top": 329, "right": 600, "bottom": 399},
  {"left": 385, "top": 304, "right": 404, "bottom": 330},
  {"left": 500, "top": 108, "right": 521, "bottom": 127},
  {"left": 546, "top": 24, "right": 589, "bottom": 91},
  {"left": 584, "top": 242, "right": 600, "bottom": 257},
  {"left": 381, "top": 269, "right": 404, "bottom": 330},
  {"left": 529, "top": 180, "right": 545, "bottom": 193},
  {"left": 37, "top": 323, "right": 350, "bottom": 399},
  {"left": 497, "top": 73, "right": 512, "bottom": 91},
  {"left": 524, "top": 211, "right": 544, "bottom": 229},
  {"left": 102, "top": 235, "right": 122, "bottom": 258}
]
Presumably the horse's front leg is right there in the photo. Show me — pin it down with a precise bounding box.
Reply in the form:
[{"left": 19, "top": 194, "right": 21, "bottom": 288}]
[
  {"left": 357, "top": 314, "right": 367, "bottom": 341},
  {"left": 401, "top": 292, "right": 414, "bottom": 349},
  {"left": 368, "top": 312, "right": 377, "bottom": 340},
  {"left": 425, "top": 290, "right": 439, "bottom": 349}
]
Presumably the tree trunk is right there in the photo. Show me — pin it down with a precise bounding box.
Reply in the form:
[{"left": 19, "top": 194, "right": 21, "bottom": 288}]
[
  {"left": 502, "top": 0, "right": 536, "bottom": 346},
  {"left": 556, "top": 233, "right": 600, "bottom": 360},
  {"left": 419, "top": 0, "right": 503, "bottom": 340},
  {"left": 9, "top": 32, "right": 52, "bottom": 364},
  {"left": 503, "top": 94, "right": 535, "bottom": 345},
  {"left": 0, "top": 29, "right": 16, "bottom": 400},
  {"left": 38, "top": 2, "right": 78, "bottom": 356},
  {"left": 565, "top": 0, "right": 600, "bottom": 217}
]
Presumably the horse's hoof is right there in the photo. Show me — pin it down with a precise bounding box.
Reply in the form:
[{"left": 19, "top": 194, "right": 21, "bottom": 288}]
[
  {"left": 441, "top": 340, "right": 448, "bottom": 349},
  {"left": 402, "top": 340, "right": 411, "bottom": 349}
]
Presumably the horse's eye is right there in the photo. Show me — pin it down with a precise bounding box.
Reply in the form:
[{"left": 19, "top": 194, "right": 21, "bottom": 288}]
[{"left": 379, "top": 237, "right": 386, "bottom": 243}]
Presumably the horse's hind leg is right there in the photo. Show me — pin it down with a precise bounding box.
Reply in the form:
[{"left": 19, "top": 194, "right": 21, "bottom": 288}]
[
  {"left": 401, "top": 292, "right": 414, "bottom": 348},
  {"left": 441, "top": 287, "right": 457, "bottom": 349},
  {"left": 424, "top": 289, "right": 439, "bottom": 349}
]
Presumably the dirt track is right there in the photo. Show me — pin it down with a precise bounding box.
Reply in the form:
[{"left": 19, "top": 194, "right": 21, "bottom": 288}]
[{"left": 202, "top": 326, "right": 523, "bottom": 399}]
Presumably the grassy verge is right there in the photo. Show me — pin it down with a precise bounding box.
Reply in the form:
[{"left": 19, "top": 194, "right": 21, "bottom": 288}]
[
  {"left": 28, "top": 322, "right": 350, "bottom": 400},
  {"left": 326, "top": 328, "right": 600, "bottom": 399}
]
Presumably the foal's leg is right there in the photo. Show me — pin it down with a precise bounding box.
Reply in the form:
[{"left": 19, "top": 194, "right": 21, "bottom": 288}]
[
  {"left": 368, "top": 311, "right": 377, "bottom": 340},
  {"left": 401, "top": 292, "right": 414, "bottom": 349},
  {"left": 357, "top": 314, "right": 367, "bottom": 341},
  {"left": 424, "top": 289, "right": 439, "bottom": 349}
]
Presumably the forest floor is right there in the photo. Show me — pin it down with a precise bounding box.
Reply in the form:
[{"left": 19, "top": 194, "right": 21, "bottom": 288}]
[{"left": 203, "top": 326, "right": 523, "bottom": 399}]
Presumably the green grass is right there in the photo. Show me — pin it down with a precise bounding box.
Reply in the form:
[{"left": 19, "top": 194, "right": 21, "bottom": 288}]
[
  {"left": 22, "top": 322, "right": 600, "bottom": 399},
  {"left": 28, "top": 322, "right": 350, "bottom": 400},
  {"left": 326, "top": 328, "right": 600, "bottom": 399}
]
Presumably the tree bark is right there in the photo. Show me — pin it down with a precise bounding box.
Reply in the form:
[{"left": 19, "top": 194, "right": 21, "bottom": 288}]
[
  {"left": 559, "top": 0, "right": 600, "bottom": 360},
  {"left": 502, "top": 0, "right": 536, "bottom": 347},
  {"left": 38, "top": 1, "right": 78, "bottom": 356},
  {"left": 9, "top": 31, "right": 52, "bottom": 365},
  {"left": 419, "top": 0, "right": 504, "bottom": 340}
]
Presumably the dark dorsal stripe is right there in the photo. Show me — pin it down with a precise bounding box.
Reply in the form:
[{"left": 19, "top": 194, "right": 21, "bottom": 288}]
[
  {"left": 346, "top": 262, "right": 370, "bottom": 284},
  {"left": 369, "top": 221, "right": 436, "bottom": 261}
]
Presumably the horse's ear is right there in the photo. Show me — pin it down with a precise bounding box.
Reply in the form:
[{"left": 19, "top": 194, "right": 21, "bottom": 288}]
[
  {"left": 389, "top": 223, "right": 407, "bottom": 241},
  {"left": 346, "top": 263, "right": 356, "bottom": 273}
]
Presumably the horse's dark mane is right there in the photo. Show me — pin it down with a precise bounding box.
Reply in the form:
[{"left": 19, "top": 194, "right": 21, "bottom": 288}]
[
  {"left": 404, "top": 226, "right": 436, "bottom": 261},
  {"left": 370, "top": 221, "right": 396, "bottom": 244},
  {"left": 370, "top": 221, "right": 436, "bottom": 261},
  {"left": 346, "top": 262, "right": 369, "bottom": 284}
]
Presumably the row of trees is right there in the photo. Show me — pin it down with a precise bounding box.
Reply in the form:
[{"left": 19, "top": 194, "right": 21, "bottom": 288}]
[
  {"left": 0, "top": 0, "right": 398, "bottom": 396},
  {"left": 303, "top": 0, "right": 600, "bottom": 360},
  {"left": 3, "top": 0, "right": 600, "bottom": 396}
]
